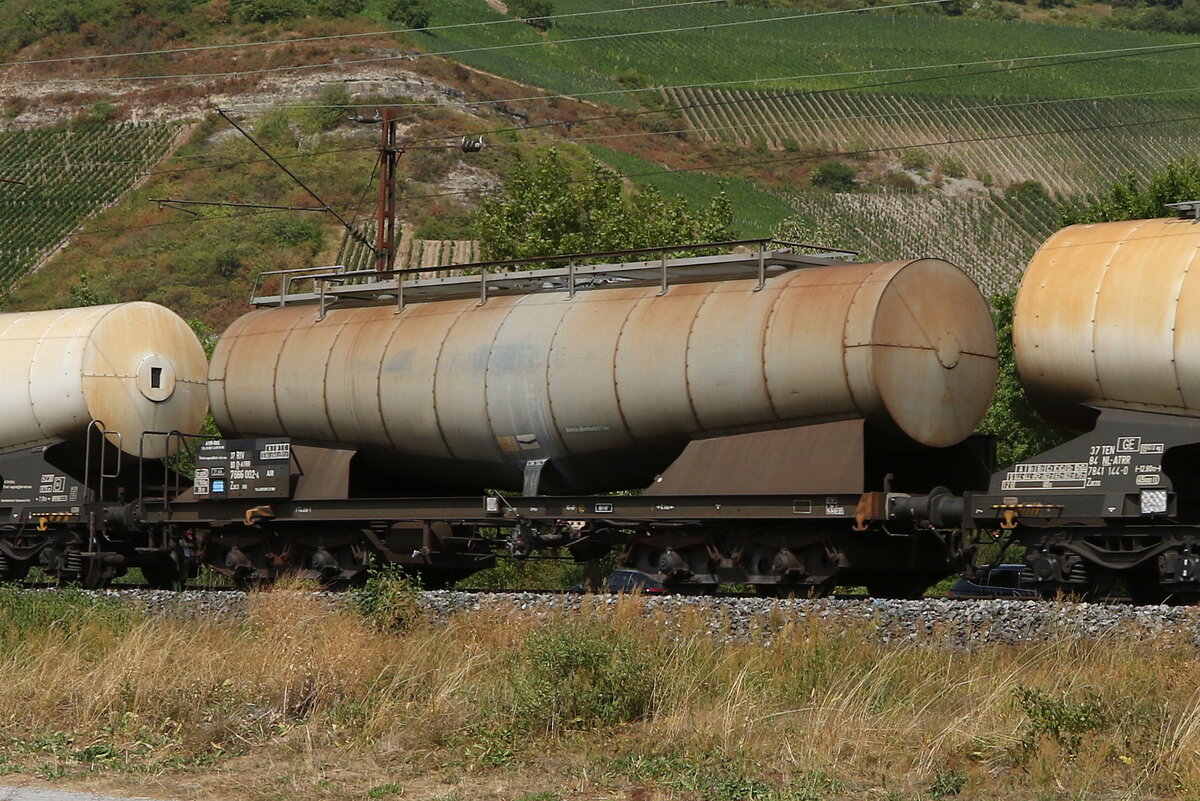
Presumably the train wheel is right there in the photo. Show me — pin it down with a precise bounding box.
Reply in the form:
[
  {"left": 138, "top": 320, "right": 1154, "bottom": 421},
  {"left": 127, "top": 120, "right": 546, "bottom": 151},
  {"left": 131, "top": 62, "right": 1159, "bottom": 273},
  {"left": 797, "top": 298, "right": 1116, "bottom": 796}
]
[{"left": 78, "top": 554, "right": 110, "bottom": 590}]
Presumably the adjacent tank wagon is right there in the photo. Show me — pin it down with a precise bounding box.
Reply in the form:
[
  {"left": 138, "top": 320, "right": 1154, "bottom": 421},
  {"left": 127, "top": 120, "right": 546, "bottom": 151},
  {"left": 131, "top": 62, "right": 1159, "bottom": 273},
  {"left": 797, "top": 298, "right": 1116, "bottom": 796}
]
[
  {"left": 0, "top": 302, "right": 208, "bottom": 585},
  {"left": 965, "top": 209, "right": 1200, "bottom": 601}
]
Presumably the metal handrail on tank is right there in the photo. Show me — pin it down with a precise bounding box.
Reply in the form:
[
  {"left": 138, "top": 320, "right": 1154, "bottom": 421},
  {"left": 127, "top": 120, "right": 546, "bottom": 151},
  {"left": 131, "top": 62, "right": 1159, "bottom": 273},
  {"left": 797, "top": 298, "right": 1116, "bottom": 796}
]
[
  {"left": 251, "top": 238, "right": 861, "bottom": 318},
  {"left": 250, "top": 264, "right": 350, "bottom": 307}
]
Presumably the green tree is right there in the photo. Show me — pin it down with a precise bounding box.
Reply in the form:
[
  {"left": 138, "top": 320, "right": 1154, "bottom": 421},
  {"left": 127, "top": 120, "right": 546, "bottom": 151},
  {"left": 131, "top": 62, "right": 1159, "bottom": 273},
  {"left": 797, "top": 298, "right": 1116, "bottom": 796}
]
[
  {"left": 474, "top": 149, "right": 733, "bottom": 261},
  {"left": 977, "top": 293, "right": 1065, "bottom": 468},
  {"left": 65, "top": 271, "right": 117, "bottom": 308},
  {"left": 509, "top": 0, "right": 555, "bottom": 30},
  {"left": 1060, "top": 158, "right": 1200, "bottom": 225},
  {"left": 311, "top": 0, "right": 364, "bottom": 16},
  {"left": 381, "top": 0, "right": 431, "bottom": 29}
]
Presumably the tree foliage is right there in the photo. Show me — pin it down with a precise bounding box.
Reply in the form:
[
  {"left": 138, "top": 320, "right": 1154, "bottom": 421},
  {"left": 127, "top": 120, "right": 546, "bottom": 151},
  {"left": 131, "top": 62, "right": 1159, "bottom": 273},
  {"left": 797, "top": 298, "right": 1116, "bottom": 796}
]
[
  {"left": 1060, "top": 158, "right": 1200, "bottom": 225},
  {"left": 509, "top": 0, "right": 555, "bottom": 30},
  {"left": 380, "top": 0, "right": 430, "bottom": 29},
  {"left": 474, "top": 149, "right": 734, "bottom": 261},
  {"left": 977, "top": 293, "right": 1065, "bottom": 468}
]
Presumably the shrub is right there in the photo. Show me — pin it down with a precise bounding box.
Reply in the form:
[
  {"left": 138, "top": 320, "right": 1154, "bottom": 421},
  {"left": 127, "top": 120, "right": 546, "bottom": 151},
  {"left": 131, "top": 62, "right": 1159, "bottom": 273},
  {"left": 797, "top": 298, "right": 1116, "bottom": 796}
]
[
  {"left": 881, "top": 170, "right": 918, "bottom": 192},
  {"left": 809, "top": 159, "right": 858, "bottom": 191},
  {"left": 252, "top": 107, "right": 297, "bottom": 146},
  {"left": 1015, "top": 686, "right": 1110, "bottom": 756},
  {"left": 615, "top": 69, "right": 649, "bottom": 90},
  {"left": 351, "top": 566, "right": 422, "bottom": 632},
  {"left": 501, "top": 619, "right": 658, "bottom": 732},
  {"left": 939, "top": 156, "right": 967, "bottom": 178},
  {"left": 900, "top": 148, "right": 932, "bottom": 171},
  {"left": 236, "top": 0, "right": 308, "bottom": 24},
  {"left": 1005, "top": 179, "right": 1050, "bottom": 203},
  {"left": 311, "top": 0, "right": 364, "bottom": 16},
  {"left": 303, "top": 83, "right": 351, "bottom": 133}
]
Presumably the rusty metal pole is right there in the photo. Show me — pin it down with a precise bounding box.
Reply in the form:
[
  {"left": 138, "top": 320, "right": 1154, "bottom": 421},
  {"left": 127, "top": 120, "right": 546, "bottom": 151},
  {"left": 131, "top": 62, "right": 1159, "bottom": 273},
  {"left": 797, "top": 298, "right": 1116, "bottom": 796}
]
[{"left": 376, "top": 108, "right": 399, "bottom": 272}]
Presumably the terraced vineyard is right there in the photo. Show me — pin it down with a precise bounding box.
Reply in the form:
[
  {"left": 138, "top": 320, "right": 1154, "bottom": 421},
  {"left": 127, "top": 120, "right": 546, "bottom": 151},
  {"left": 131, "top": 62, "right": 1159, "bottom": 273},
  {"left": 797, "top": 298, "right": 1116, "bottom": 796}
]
[
  {"left": 780, "top": 189, "right": 1048, "bottom": 296},
  {"left": 0, "top": 122, "right": 180, "bottom": 288},
  {"left": 422, "top": 0, "right": 1196, "bottom": 104},
  {"left": 664, "top": 88, "right": 1200, "bottom": 197}
]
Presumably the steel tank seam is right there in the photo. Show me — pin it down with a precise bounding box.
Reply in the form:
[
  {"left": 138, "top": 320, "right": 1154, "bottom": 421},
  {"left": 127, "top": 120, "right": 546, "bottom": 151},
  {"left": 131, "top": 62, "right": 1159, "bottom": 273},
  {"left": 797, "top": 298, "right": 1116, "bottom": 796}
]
[
  {"left": 1168, "top": 239, "right": 1200, "bottom": 409},
  {"left": 542, "top": 290, "right": 571, "bottom": 464},
  {"left": 1088, "top": 219, "right": 1149, "bottom": 404},
  {"left": 268, "top": 309, "right": 309, "bottom": 438},
  {"left": 376, "top": 306, "right": 400, "bottom": 455},
  {"left": 28, "top": 308, "right": 75, "bottom": 445},
  {"left": 839, "top": 260, "right": 900, "bottom": 422},
  {"left": 321, "top": 311, "right": 354, "bottom": 444},
  {"left": 607, "top": 288, "right": 644, "bottom": 447},
  {"left": 429, "top": 302, "right": 471, "bottom": 463},
  {"left": 759, "top": 271, "right": 791, "bottom": 422},
  {"left": 480, "top": 296, "right": 523, "bottom": 470},
  {"left": 482, "top": 295, "right": 533, "bottom": 476},
  {"left": 680, "top": 280, "right": 718, "bottom": 435}
]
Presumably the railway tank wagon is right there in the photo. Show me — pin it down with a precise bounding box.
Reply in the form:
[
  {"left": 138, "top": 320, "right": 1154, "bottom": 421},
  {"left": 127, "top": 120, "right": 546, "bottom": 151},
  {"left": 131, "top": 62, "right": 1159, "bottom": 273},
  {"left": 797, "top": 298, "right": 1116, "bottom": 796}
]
[
  {"left": 966, "top": 209, "right": 1200, "bottom": 601},
  {"left": 191, "top": 242, "right": 998, "bottom": 594},
  {"left": 0, "top": 302, "right": 209, "bottom": 586}
]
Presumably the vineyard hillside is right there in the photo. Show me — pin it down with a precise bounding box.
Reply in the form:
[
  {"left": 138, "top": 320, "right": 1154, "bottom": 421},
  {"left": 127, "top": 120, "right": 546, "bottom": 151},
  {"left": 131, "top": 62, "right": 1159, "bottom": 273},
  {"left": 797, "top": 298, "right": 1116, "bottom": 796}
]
[
  {"left": 780, "top": 189, "right": 1060, "bottom": 295},
  {"left": 422, "top": 0, "right": 1196, "bottom": 101},
  {"left": 664, "top": 89, "right": 1200, "bottom": 199},
  {"left": 0, "top": 0, "right": 1197, "bottom": 316},
  {"left": 0, "top": 122, "right": 182, "bottom": 289}
]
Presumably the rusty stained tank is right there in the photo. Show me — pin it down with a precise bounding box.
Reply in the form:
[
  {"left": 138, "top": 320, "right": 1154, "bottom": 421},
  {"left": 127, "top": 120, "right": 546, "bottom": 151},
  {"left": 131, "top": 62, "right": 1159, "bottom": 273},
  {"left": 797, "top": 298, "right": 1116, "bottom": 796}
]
[
  {"left": 0, "top": 302, "right": 209, "bottom": 459},
  {"left": 210, "top": 258, "right": 998, "bottom": 493},
  {"left": 1015, "top": 216, "right": 1200, "bottom": 430}
]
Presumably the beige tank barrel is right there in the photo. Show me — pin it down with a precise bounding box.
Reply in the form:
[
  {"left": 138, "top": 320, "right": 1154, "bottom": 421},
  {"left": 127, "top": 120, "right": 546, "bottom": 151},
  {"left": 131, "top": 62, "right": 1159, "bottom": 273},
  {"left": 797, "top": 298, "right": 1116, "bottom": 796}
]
[
  {"left": 210, "top": 258, "right": 997, "bottom": 492},
  {"left": 0, "top": 302, "right": 209, "bottom": 458},
  {"left": 1015, "top": 216, "right": 1200, "bottom": 429}
]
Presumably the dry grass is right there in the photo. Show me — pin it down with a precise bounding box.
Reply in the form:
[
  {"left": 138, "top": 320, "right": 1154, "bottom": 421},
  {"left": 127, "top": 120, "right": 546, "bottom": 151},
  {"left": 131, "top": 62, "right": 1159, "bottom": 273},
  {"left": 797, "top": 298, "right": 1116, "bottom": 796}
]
[{"left": 0, "top": 586, "right": 1198, "bottom": 800}]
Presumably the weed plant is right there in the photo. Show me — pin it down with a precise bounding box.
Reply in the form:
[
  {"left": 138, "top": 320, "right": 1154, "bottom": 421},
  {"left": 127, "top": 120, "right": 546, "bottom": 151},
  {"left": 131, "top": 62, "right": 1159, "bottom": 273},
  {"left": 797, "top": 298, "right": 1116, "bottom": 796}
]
[{"left": 0, "top": 588, "right": 1199, "bottom": 799}]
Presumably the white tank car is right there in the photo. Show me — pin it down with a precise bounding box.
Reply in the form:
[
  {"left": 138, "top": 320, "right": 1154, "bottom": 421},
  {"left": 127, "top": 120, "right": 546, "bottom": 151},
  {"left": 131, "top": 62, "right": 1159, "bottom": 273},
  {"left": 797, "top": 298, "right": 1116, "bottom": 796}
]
[
  {"left": 209, "top": 257, "right": 998, "bottom": 493},
  {"left": 0, "top": 302, "right": 209, "bottom": 459}
]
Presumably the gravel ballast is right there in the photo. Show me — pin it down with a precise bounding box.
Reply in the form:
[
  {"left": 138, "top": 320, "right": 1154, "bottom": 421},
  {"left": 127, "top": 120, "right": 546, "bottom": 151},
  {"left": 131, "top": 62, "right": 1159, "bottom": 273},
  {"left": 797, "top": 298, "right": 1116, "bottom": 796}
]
[{"left": 68, "top": 588, "right": 1200, "bottom": 648}]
